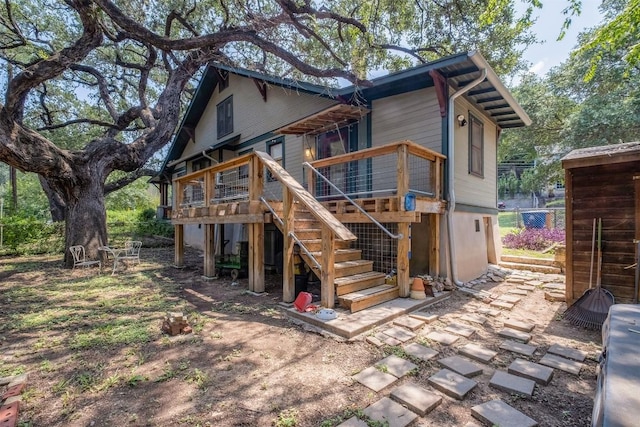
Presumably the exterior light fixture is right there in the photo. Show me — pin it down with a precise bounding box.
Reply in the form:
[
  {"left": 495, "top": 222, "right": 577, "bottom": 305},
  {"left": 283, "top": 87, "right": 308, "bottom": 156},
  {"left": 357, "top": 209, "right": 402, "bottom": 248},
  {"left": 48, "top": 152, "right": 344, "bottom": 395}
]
[{"left": 457, "top": 114, "right": 467, "bottom": 127}]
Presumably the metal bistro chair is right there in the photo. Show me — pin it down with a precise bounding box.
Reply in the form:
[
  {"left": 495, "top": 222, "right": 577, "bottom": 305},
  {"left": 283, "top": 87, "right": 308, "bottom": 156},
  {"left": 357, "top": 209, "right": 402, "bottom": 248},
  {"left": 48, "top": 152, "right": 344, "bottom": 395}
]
[
  {"left": 70, "top": 245, "right": 101, "bottom": 271},
  {"left": 112, "top": 240, "right": 142, "bottom": 274}
]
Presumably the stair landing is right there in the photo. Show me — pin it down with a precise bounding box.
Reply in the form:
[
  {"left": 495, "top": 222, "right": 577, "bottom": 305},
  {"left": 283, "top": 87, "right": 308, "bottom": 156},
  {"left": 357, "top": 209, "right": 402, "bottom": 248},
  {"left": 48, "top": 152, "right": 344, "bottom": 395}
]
[{"left": 286, "top": 292, "right": 451, "bottom": 339}]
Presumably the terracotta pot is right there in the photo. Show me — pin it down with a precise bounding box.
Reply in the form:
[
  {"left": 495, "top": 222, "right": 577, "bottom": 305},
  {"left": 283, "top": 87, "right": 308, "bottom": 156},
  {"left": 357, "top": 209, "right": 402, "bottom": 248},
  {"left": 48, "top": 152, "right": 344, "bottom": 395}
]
[{"left": 410, "top": 277, "right": 426, "bottom": 299}]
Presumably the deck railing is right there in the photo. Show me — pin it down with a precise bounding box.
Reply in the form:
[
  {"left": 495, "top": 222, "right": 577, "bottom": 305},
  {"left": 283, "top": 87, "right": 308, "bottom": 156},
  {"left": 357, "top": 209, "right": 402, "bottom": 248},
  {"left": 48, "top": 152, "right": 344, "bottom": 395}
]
[{"left": 306, "top": 139, "right": 445, "bottom": 211}]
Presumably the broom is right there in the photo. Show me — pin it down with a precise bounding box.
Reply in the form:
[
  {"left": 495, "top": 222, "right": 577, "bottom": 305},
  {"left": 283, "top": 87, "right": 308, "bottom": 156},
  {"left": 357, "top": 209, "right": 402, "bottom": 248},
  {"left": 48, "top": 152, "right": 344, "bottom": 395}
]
[{"left": 564, "top": 218, "right": 615, "bottom": 329}]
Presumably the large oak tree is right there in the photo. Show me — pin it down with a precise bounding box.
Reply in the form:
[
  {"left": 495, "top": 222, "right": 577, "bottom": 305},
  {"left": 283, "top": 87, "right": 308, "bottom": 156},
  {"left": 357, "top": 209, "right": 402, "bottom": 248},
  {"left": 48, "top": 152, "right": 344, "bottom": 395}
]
[{"left": 0, "top": 0, "right": 538, "bottom": 265}]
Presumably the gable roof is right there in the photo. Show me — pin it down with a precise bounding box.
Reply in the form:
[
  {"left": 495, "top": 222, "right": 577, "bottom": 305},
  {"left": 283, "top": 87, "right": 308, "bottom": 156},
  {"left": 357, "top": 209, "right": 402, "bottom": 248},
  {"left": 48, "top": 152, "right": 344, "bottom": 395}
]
[
  {"left": 160, "top": 51, "right": 530, "bottom": 173},
  {"left": 562, "top": 141, "right": 640, "bottom": 169}
]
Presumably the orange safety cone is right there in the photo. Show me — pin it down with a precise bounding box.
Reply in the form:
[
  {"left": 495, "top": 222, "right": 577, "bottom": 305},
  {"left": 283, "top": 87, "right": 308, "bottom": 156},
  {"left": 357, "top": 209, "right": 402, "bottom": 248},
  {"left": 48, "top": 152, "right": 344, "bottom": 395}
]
[{"left": 410, "top": 277, "right": 427, "bottom": 300}]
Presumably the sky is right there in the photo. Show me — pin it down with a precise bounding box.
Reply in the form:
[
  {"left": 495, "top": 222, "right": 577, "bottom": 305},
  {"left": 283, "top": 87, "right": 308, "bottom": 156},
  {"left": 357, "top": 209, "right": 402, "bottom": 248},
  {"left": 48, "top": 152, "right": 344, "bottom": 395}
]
[{"left": 519, "top": 0, "right": 605, "bottom": 77}]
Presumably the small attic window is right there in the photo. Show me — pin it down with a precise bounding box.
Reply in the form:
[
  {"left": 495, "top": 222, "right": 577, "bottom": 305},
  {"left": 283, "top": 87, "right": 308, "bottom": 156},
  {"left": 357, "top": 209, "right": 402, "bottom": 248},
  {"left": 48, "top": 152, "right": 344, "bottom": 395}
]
[{"left": 219, "top": 70, "right": 229, "bottom": 92}]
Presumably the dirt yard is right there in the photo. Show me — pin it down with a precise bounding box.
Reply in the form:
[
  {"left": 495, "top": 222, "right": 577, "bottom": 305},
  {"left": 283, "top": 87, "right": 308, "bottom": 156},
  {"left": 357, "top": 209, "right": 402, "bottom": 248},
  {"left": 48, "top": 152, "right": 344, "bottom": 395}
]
[{"left": 0, "top": 246, "right": 600, "bottom": 426}]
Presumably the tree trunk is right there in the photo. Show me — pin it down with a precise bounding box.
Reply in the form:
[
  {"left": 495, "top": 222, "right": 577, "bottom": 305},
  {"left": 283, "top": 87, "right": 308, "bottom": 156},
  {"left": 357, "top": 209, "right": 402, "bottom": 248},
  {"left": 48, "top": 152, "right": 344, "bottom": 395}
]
[
  {"left": 39, "top": 176, "right": 66, "bottom": 222},
  {"left": 63, "top": 178, "right": 108, "bottom": 267}
]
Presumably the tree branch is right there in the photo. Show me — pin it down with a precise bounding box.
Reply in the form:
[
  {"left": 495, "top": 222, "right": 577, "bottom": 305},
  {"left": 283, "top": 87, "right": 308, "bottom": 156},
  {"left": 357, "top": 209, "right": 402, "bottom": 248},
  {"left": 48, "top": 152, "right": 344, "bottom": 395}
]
[
  {"left": 104, "top": 167, "right": 157, "bottom": 194},
  {"left": 70, "top": 64, "right": 118, "bottom": 121}
]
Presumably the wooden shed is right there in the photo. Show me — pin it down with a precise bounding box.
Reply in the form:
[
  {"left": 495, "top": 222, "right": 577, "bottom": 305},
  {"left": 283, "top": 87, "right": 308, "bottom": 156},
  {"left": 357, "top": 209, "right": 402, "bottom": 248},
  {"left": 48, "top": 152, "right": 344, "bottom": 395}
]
[{"left": 562, "top": 141, "right": 640, "bottom": 305}]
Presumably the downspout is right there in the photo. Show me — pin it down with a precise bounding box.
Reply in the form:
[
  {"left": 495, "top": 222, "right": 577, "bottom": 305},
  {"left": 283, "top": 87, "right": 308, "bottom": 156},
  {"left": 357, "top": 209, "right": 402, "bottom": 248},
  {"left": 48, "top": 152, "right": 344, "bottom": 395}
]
[{"left": 446, "top": 68, "right": 487, "bottom": 287}]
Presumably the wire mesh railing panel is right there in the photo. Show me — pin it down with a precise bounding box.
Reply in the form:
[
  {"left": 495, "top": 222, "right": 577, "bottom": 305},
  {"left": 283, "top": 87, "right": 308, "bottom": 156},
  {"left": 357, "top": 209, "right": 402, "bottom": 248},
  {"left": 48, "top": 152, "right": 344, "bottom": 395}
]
[
  {"left": 408, "top": 155, "right": 434, "bottom": 196},
  {"left": 345, "top": 223, "right": 397, "bottom": 274},
  {"left": 315, "top": 154, "right": 398, "bottom": 200},
  {"left": 212, "top": 166, "right": 249, "bottom": 203},
  {"left": 180, "top": 177, "right": 205, "bottom": 207}
]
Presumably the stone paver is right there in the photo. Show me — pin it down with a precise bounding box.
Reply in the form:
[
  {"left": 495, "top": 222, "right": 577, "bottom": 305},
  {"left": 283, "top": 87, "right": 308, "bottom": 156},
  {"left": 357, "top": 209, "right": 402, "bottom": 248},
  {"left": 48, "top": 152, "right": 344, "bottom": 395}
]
[
  {"left": 517, "top": 284, "right": 536, "bottom": 291},
  {"left": 403, "top": 342, "right": 438, "bottom": 362},
  {"left": 497, "top": 328, "right": 532, "bottom": 343},
  {"left": 508, "top": 289, "right": 529, "bottom": 296},
  {"left": 538, "top": 354, "right": 583, "bottom": 375},
  {"left": 363, "top": 397, "right": 419, "bottom": 427},
  {"left": 490, "top": 371, "right": 536, "bottom": 397},
  {"left": 471, "top": 399, "right": 538, "bottom": 427},
  {"left": 548, "top": 343, "right": 587, "bottom": 362},
  {"left": 374, "top": 332, "right": 401, "bottom": 347},
  {"left": 383, "top": 326, "right": 416, "bottom": 343},
  {"left": 438, "top": 356, "right": 483, "bottom": 377},
  {"left": 428, "top": 368, "right": 477, "bottom": 400},
  {"left": 524, "top": 280, "right": 544, "bottom": 287},
  {"left": 390, "top": 382, "right": 442, "bottom": 416},
  {"left": 507, "top": 277, "right": 526, "bottom": 284},
  {"left": 366, "top": 335, "right": 384, "bottom": 347},
  {"left": 508, "top": 358, "right": 554, "bottom": 385},
  {"left": 504, "top": 319, "right": 535, "bottom": 332},
  {"left": 477, "top": 307, "right": 501, "bottom": 317},
  {"left": 545, "top": 291, "right": 566, "bottom": 302},
  {"left": 543, "top": 282, "right": 565, "bottom": 291},
  {"left": 498, "top": 294, "right": 522, "bottom": 304},
  {"left": 459, "top": 343, "right": 498, "bottom": 363},
  {"left": 376, "top": 355, "right": 418, "bottom": 378},
  {"left": 393, "top": 316, "right": 425, "bottom": 331},
  {"left": 500, "top": 340, "right": 537, "bottom": 357},
  {"left": 409, "top": 312, "right": 439, "bottom": 324},
  {"left": 490, "top": 300, "right": 514, "bottom": 310},
  {"left": 425, "top": 331, "right": 459, "bottom": 345},
  {"left": 337, "top": 417, "right": 368, "bottom": 427},
  {"left": 460, "top": 313, "right": 487, "bottom": 325},
  {"left": 353, "top": 366, "right": 398, "bottom": 392},
  {"left": 444, "top": 323, "right": 476, "bottom": 338}
]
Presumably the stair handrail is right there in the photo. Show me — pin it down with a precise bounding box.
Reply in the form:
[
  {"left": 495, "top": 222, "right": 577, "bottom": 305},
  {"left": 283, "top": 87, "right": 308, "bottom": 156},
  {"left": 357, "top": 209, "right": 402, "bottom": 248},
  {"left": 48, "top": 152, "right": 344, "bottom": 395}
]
[
  {"left": 259, "top": 196, "right": 322, "bottom": 272},
  {"left": 303, "top": 162, "right": 403, "bottom": 240}
]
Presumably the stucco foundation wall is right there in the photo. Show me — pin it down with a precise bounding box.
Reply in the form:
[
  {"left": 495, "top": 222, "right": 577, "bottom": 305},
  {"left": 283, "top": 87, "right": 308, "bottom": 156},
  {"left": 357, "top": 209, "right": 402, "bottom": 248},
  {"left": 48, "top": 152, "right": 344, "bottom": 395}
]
[
  {"left": 184, "top": 224, "right": 204, "bottom": 250},
  {"left": 450, "top": 211, "right": 493, "bottom": 282}
]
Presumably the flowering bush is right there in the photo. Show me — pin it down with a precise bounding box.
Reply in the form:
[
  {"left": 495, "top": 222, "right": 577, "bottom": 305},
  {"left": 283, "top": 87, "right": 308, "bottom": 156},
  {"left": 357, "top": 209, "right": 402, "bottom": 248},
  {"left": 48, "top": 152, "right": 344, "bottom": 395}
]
[{"left": 502, "top": 228, "right": 565, "bottom": 251}]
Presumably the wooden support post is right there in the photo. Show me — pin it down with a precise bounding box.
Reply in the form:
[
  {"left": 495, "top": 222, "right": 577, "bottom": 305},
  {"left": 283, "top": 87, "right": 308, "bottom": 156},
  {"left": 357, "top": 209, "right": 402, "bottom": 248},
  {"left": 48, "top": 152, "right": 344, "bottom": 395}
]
[
  {"left": 203, "top": 224, "right": 216, "bottom": 278},
  {"left": 204, "top": 171, "right": 213, "bottom": 208},
  {"left": 174, "top": 224, "right": 184, "bottom": 267},
  {"left": 321, "top": 224, "right": 335, "bottom": 308},
  {"left": 249, "top": 222, "right": 265, "bottom": 292},
  {"left": 433, "top": 158, "right": 442, "bottom": 199},
  {"left": 249, "top": 155, "right": 264, "bottom": 200},
  {"left": 306, "top": 165, "right": 315, "bottom": 196},
  {"left": 397, "top": 222, "right": 410, "bottom": 297},
  {"left": 428, "top": 214, "right": 440, "bottom": 277},
  {"left": 397, "top": 144, "right": 409, "bottom": 211},
  {"left": 282, "top": 189, "right": 295, "bottom": 303}
]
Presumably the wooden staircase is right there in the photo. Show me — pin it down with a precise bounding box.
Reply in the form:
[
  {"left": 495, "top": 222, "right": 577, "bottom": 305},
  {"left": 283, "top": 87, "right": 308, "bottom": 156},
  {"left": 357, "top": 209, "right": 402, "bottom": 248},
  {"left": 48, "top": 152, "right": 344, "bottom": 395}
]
[{"left": 271, "top": 201, "right": 399, "bottom": 312}]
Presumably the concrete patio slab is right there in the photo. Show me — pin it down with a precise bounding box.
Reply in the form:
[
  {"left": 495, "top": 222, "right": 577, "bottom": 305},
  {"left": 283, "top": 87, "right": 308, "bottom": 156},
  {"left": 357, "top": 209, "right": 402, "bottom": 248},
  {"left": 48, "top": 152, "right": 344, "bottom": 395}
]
[
  {"left": 286, "top": 292, "right": 450, "bottom": 339},
  {"left": 383, "top": 326, "right": 416, "bottom": 343},
  {"left": 460, "top": 313, "right": 487, "bottom": 325},
  {"left": 498, "top": 328, "right": 532, "bottom": 343},
  {"left": 403, "top": 342, "right": 438, "bottom": 362},
  {"left": 425, "top": 331, "right": 459, "bottom": 345},
  {"left": 353, "top": 366, "right": 398, "bottom": 392},
  {"left": 444, "top": 323, "right": 476, "bottom": 338},
  {"left": 508, "top": 358, "right": 554, "bottom": 385},
  {"left": 376, "top": 355, "right": 418, "bottom": 378},
  {"left": 428, "top": 368, "right": 477, "bottom": 400},
  {"left": 503, "top": 319, "right": 535, "bottom": 332},
  {"left": 390, "top": 382, "right": 442, "bottom": 416},
  {"left": 548, "top": 344, "right": 587, "bottom": 362},
  {"left": 438, "top": 356, "right": 484, "bottom": 377},
  {"left": 471, "top": 399, "right": 538, "bottom": 427},
  {"left": 500, "top": 340, "right": 537, "bottom": 357},
  {"left": 363, "top": 397, "right": 418, "bottom": 427},
  {"left": 490, "top": 370, "right": 536, "bottom": 397},
  {"left": 539, "top": 354, "right": 583, "bottom": 375},
  {"left": 458, "top": 343, "right": 498, "bottom": 363},
  {"left": 393, "top": 316, "right": 425, "bottom": 331}
]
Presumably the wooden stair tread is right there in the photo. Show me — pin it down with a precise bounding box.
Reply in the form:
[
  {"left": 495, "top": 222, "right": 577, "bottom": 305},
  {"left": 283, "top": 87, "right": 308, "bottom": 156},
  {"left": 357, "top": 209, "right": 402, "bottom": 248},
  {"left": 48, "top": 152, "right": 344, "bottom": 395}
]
[
  {"left": 338, "top": 284, "right": 397, "bottom": 301},
  {"left": 311, "top": 249, "right": 361, "bottom": 257},
  {"left": 335, "top": 260, "right": 373, "bottom": 268},
  {"left": 335, "top": 271, "right": 386, "bottom": 286}
]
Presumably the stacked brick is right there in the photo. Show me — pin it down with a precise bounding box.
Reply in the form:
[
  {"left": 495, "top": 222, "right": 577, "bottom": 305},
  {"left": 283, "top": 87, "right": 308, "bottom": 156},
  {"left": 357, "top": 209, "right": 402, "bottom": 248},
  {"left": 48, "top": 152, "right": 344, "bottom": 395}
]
[
  {"left": 1, "top": 373, "right": 28, "bottom": 427},
  {"left": 161, "top": 312, "right": 192, "bottom": 336}
]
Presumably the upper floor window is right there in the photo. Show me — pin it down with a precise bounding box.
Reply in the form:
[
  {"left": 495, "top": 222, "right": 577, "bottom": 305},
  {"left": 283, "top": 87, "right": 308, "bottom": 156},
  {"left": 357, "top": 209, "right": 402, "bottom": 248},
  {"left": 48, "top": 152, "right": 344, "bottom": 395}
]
[
  {"left": 192, "top": 157, "right": 211, "bottom": 172},
  {"left": 217, "top": 96, "right": 233, "bottom": 139},
  {"left": 267, "top": 137, "right": 284, "bottom": 182},
  {"left": 468, "top": 113, "right": 484, "bottom": 178}
]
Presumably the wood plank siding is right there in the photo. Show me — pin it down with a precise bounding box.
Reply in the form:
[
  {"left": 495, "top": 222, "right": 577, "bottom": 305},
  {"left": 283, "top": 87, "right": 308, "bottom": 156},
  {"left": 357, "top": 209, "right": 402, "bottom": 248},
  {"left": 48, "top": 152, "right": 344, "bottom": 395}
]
[{"left": 565, "top": 160, "right": 640, "bottom": 304}]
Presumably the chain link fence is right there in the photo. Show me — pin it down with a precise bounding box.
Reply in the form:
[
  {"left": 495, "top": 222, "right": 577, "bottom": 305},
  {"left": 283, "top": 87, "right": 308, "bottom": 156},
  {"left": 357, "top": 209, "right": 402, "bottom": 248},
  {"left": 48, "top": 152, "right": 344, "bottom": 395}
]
[{"left": 498, "top": 207, "right": 566, "bottom": 230}]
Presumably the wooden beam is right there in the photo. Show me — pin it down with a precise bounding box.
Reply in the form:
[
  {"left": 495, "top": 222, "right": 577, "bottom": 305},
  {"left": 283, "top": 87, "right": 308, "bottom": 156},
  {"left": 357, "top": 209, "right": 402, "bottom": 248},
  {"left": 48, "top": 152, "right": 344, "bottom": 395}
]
[
  {"left": 249, "top": 222, "right": 265, "bottom": 292},
  {"left": 321, "top": 224, "right": 336, "bottom": 308},
  {"left": 282, "top": 189, "right": 295, "bottom": 303},
  {"left": 203, "top": 224, "right": 216, "bottom": 278},
  {"left": 172, "top": 213, "right": 265, "bottom": 225},
  {"left": 397, "top": 223, "right": 410, "bottom": 297},
  {"left": 174, "top": 224, "right": 184, "bottom": 267},
  {"left": 332, "top": 211, "right": 422, "bottom": 223},
  {"left": 397, "top": 144, "right": 409, "bottom": 211},
  {"left": 252, "top": 78, "right": 267, "bottom": 102},
  {"left": 565, "top": 168, "right": 574, "bottom": 305},
  {"left": 429, "top": 214, "right": 440, "bottom": 278}
]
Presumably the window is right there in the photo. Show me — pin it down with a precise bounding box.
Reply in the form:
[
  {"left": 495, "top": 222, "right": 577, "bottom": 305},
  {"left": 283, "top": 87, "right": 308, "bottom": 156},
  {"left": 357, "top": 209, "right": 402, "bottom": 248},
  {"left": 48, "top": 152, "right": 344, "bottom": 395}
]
[
  {"left": 468, "top": 113, "right": 484, "bottom": 177},
  {"left": 218, "top": 70, "right": 229, "bottom": 92},
  {"left": 267, "top": 137, "right": 284, "bottom": 182},
  {"left": 191, "top": 157, "right": 210, "bottom": 172},
  {"left": 217, "top": 96, "right": 233, "bottom": 138},
  {"left": 238, "top": 148, "right": 253, "bottom": 179}
]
